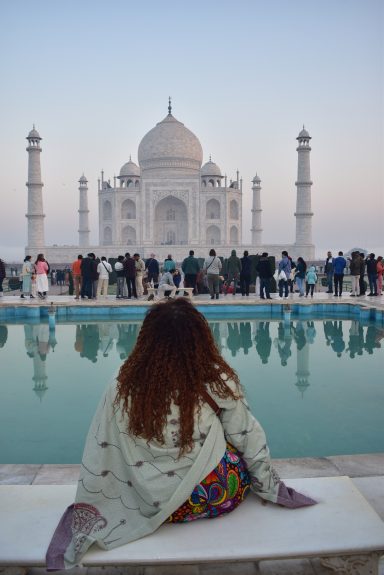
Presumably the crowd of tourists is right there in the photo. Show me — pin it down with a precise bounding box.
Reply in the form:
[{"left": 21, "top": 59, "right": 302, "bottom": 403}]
[{"left": 0, "top": 249, "right": 383, "bottom": 301}]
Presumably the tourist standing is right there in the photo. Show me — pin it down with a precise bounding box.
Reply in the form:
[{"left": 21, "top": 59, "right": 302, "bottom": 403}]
[
  {"left": 181, "top": 250, "right": 200, "bottom": 294},
  {"left": 97, "top": 257, "right": 112, "bottom": 299},
  {"left": 376, "top": 256, "right": 383, "bottom": 295},
  {"left": 256, "top": 252, "right": 272, "bottom": 299},
  {"left": 20, "top": 255, "right": 34, "bottom": 299},
  {"left": 145, "top": 254, "right": 159, "bottom": 287},
  {"left": 81, "top": 253, "right": 96, "bottom": 299},
  {"left": 203, "top": 249, "right": 222, "bottom": 300},
  {"left": 305, "top": 266, "right": 317, "bottom": 298},
  {"left": 114, "top": 256, "right": 125, "bottom": 299},
  {"left": 359, "top": 253, "right": 366, "bottom": 296},
  {"left": 240, "top": 250, "right": 252, "bottom": 297},
  {"left": 163, "top": 254, "right": 176, "bottom": 273},
  {"left": 0, "top": 258, "right": 5, "bottom": 297},
  {"left": 71, "top": 255, "right": 83, "bottom": 300},
  {"left": 278, "top": 251, "right": 291, "bottom": 298},
  {"left": 133, "top": 253, "right": 145, "bottom": 297},
  {"left": 294, "top": 257, "right": 307, "bottom": 297},
  {"left": 333, "top": 251, "right": 347, "bottom": 297},
  {"left": 366, "top": 253, "right": 378, "bottom": 296},
  {"left": 324, "top": 251, "right": 334, "bottom": 293},
  {"left": 349, "top": 251, "right": 361, "bottom": 297},
  {"left": 124, "top": 253, "right": 137, "bottom": 299},
  {"left": 35, "top": 254, "right": 49, "bottom": 299},
  {"left": 226, "top": 250, "right": 242, "bottom": 296}
]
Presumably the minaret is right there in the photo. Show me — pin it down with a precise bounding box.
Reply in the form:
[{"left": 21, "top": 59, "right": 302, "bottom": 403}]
[
  {"left": 251, "top": 174, "right": 262, "bottom": 246},
  {"left": 294, "top": 127, "right": 314, "bottom": 256},
  {"left": 26, "top": 126, "right": 45, "bottom": 248},
  {"left": 78, "top": 174, "right": 90, "bottom": 247}
]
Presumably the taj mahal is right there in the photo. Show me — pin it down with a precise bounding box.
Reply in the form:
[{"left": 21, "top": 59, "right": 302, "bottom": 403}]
[{"left": 25, "top": 101, "right": 315, "bottom": 263}]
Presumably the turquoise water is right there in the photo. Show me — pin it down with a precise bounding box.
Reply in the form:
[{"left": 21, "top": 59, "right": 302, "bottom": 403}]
[{"left": 0, "top": 315, "right": 383, "bottom": 463}]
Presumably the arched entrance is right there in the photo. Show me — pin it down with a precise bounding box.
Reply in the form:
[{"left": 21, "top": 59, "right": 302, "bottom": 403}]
[{"left": 154, "top": 196, "right": 188, "bottom": 245}]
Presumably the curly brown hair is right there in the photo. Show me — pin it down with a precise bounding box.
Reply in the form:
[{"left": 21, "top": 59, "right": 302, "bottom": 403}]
[{"left": 115, "top": 298, "right": 240, "bottom": 455}]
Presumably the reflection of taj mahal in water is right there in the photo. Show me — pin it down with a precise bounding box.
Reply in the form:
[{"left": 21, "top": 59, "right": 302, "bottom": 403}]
[
  {"left": 25, "top": 100, "right": 315, "bottom": 263},
  {"left": 19, "top": 319, "right": 384, "bottom": 401}
]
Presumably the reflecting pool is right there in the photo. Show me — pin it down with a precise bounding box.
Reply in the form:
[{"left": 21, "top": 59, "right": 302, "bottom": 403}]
[{"left": 0, "top": 315, "right": 383, "bottom": 463}]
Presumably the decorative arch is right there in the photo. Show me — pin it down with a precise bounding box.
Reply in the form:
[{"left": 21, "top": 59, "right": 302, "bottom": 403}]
[
  {"left": 206, "top": 198, "right": 220, "bottom": 220},
  {"left": 135, "top": 180, "right": 140, "bottom": 188},
  {"left": 103, "top": 226, "right": 112, "bottom": 245},
  {"left": 121, "top": 199, "right": 136, "bottom": 219},
  {"left": 230, "top": 199, "right": 239, "bottom": 220},
  {"left": 208, "top": 179, "right": 215, "bottom": 187},
  {"left": 127, "top": 179, "right": 134, "bottom": 189},
  {"left": 103, "top": 200, "right": 112, "bottom": 220},
  {"left": 206, "top": 225, "right": 221, "bottom": 245},
  {"left": 230, "top": 226, "right": 239, "bottom": 244},
  {"left": 154, "top": 196, "right": 188, "bottom": 245},
  {"left": 122, "top": 225, "right": 136, "bottom": 245}
]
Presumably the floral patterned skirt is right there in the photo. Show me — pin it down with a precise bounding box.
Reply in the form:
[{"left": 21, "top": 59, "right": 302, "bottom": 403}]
[{"left": 168, "top": 443, "right": 251, "bottom": 523}]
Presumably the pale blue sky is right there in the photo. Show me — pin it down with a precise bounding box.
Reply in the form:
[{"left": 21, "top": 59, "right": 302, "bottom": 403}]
[{"left": 0, "top": 0, "right": 383, "bottom": 260}]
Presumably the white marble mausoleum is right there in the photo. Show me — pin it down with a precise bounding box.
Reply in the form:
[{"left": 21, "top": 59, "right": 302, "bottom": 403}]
[{"left": 25, "top": 101, "right": 315, "bottom": 263}]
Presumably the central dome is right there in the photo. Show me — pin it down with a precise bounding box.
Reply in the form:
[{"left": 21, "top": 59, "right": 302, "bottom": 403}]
[{"left": 138, "top": 113, "right": 203, "bottom": 173}]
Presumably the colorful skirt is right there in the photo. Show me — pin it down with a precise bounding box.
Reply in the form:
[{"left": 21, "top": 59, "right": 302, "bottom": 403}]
[{"left": 168, "top": 443, "right": 250, "bottom": 523}]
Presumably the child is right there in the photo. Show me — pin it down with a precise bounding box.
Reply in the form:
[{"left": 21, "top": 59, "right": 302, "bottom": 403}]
[{"left": 305, "top": 266, "right": 318, "bottom": 298}]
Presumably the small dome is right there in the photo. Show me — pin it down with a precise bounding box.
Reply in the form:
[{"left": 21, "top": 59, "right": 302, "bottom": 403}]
[
  {"left": 138, "top": 113, "right": 203, "bottom": 172},
  {"left": 201, "top": 159, "right": 222, "bottom": 177},
  {"left": 119, "top": 159, "right": 140, "bottom": 177},
  {"left": 297, "top": 126, "right": 311, "bottom": 139},
  {"left": 252, "top": 174, "right": 261, "bottom": 184},
  {"left": 27, "top": 126, "right": 41, "bottom": 140},
  {"left": 79, "top": 174, "right": 87, "bottom": 183}
]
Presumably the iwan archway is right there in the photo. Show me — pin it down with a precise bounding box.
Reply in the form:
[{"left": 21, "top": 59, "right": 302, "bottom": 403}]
[{"left": 154, "top": 196, "right": 188, "bottom": 245}]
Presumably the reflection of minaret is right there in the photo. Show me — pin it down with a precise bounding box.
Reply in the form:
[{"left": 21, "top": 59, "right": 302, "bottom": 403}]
[
  {"left": 32, "top": 354, "right": 48, "bottom": 401},
  {"left": 78, "top": 174, "right": 90, "bottom": 246},
  {"left": 295, "top": 338, "right": 310, "bottom": 397},
  {"left": 251, "top": 174, "right": 262, "bottom": 247},
  {"left": 26, "top": 126, "right": 45, "bottom": 249}
]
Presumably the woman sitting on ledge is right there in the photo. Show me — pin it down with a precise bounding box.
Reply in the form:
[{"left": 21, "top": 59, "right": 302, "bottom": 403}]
[{"left": 47, "top": 298, "right": 315, "bottom": 570}]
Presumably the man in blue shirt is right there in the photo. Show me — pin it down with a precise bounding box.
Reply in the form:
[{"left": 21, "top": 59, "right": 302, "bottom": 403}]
[{"left": 333, "top": 251, "right": 347, "bottom": 297}]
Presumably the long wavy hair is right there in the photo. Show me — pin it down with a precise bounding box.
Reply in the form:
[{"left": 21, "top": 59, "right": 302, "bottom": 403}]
[{"left": 115, "top": 298, "right": 240, "bottom": 455}]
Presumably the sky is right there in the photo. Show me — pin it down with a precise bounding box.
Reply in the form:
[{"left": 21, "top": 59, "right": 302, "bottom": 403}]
[{"left": 0, "top": 0, "right": 383, "bottom": 262}]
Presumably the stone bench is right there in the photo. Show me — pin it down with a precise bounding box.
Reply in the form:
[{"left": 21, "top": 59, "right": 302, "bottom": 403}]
[
  {"left": 147, "top": 287, "right": 194, "bottom": 300},
  {"left": 0, "top": 477, "right": 384, "bottom": 574}
]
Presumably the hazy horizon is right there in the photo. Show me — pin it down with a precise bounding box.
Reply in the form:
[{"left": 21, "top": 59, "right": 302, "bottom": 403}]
[{"left": 1, "top": 0, "right": 383, "bottom": 263}]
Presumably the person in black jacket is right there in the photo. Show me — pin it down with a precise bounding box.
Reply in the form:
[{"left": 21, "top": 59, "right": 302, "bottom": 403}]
[
  {"left": 80, "top": 253, "right": 96, "bottom": 299},
  {"left": 256, "top": 252, "right": 273, "bottom": 299},
  {"left": 240, "top": 251, "right": 252, "bottom": 296},
  {"left": 366, "top": 253, "right": 378, "bottom": 296}
]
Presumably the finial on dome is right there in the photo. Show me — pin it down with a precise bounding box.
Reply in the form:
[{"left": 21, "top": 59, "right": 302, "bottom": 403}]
[
  {"left": 168, "top": 96, "right": 172, "bottom": 115},
  {"left": 209, "top": 154, "right": 212, "bottom": 162},
  {"left": 129, "top": 154, "right": 132, "bottom": 161}
]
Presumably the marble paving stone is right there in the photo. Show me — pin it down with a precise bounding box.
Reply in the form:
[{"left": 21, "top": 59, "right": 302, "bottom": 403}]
[
  {"left": 144, "top": 567, "right": 199, "bottom": 575},
  {"left": 33, "top": 464, "right": 80, "bottom": 484},
  {"left": 0, "top": 464, "right": 41, "bottom": 485},
  {"left": 352, "top": 476, "right": 384, "bottom": 520},
  {"left": 272, "top": 458, "right": 340, "bottom": 479},
  {"left": 199, "top": 561, "right": 259, "bottom": 574},
  {"left": 257, "top": 558, "right": 316, "bottom": 574},
  {"left": 27, "top": 569, "right": 87, "bottom": 575},
  {"left": 328, "top": 453, "right": 384, "bottom": 477},
  {"left": 88, "top": 567, "right": 145, "bottom": 575}
]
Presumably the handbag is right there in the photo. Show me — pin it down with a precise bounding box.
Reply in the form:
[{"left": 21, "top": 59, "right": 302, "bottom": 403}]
[{"left": 278, "top": 270, "right": 287, "bottom": 281}]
